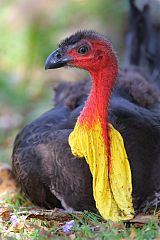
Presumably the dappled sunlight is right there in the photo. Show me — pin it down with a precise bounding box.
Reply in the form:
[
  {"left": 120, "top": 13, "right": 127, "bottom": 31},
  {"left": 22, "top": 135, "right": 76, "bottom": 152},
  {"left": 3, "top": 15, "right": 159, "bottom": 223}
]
[{"left": 0, "top": 0, "right": 128, "bottom": 164}]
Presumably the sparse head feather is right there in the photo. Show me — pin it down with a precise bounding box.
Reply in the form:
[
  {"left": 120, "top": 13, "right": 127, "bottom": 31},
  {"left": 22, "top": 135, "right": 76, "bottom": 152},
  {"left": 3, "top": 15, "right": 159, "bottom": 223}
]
[{"left": 59, "top": 30, "right": 109, "bottom": 49}]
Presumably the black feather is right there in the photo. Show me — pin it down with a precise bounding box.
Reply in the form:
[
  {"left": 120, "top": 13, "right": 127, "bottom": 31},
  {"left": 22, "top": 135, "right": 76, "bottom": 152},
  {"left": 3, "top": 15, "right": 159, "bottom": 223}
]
[{"left": 59, "top": 30, "right": 107, "bottom": 49}]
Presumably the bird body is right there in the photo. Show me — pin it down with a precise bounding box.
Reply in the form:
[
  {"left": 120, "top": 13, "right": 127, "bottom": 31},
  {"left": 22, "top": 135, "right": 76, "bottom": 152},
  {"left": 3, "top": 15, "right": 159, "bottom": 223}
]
[{"left": 12, "top": 30, "right": 160, "bottom": 221}]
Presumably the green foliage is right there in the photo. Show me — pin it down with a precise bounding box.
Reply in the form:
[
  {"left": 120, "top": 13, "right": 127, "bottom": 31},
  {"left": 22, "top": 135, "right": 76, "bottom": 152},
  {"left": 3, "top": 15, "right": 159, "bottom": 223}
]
[
  {"left": 0, "top": 0, "right": 129, "bottom": 164},
  {"left": 0, "top": 0, "right": 128, "bottom": 70}
]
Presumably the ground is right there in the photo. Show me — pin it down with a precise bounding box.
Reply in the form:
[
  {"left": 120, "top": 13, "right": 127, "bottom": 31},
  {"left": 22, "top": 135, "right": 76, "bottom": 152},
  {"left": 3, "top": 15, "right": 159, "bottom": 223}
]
[{"left": 0, "top": 165, "right": 159, "bottom": 239}]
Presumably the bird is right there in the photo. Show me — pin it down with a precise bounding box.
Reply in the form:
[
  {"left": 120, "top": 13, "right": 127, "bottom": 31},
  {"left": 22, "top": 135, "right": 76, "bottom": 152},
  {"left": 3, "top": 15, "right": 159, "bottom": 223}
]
[{"left": 12, "top": 30, "right": 160, "bottom": 221}]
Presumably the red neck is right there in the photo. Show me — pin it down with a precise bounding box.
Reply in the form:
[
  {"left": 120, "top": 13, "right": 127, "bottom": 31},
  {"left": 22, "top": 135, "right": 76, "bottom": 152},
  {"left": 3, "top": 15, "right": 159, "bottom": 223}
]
[
  {"left": 78, "top": 64, "right": 118, "bottom": 166},
  {"left": 79, "top": 66, "right": 117, "bottom": 127}
]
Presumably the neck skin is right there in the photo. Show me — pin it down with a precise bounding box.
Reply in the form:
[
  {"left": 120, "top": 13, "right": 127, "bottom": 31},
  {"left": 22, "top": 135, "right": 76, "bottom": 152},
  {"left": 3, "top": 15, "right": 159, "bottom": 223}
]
[
  {"left": 78, "top": 64, "right": 118, "bottom": 139},
  {"left": 78, "top": 66, "right": 118, "bottom": 168}
]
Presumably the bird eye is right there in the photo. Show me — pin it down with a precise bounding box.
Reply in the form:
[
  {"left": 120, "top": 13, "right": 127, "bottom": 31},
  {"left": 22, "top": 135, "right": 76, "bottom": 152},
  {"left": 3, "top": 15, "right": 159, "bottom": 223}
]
[{"left": 78, "top": 45, "right": 89, "bottom": 55}]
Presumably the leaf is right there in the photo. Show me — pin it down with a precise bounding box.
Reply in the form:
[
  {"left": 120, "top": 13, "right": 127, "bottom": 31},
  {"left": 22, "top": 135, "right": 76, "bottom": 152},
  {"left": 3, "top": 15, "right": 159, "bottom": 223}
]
[
  {"left": 23, "top": 208, "right": 83, "bottom": 222},
  {"left": 0, "top": 207, "right": 13, "bottom": 221},
  {"left": 128, "top": 214, "right": 158, "bottom": 224}
]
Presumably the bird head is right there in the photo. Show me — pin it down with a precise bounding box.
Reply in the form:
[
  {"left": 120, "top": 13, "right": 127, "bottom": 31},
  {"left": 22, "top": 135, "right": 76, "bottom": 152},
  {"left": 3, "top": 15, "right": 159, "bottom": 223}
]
[{"left": 45, "top": 30, "right": 118, "bottom": 74}]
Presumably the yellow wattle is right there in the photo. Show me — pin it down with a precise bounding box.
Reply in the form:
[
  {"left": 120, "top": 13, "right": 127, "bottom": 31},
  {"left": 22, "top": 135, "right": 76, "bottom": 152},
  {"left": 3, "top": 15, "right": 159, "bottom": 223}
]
[{"left": 68, "top": 120, "right": 134, "bottom": 221}]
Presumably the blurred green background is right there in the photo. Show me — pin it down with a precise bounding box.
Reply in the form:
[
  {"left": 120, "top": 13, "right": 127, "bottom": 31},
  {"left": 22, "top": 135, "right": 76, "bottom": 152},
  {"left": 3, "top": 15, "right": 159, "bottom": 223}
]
[{"left": 0, "top": 0, "right": 129, "bottom": 163}]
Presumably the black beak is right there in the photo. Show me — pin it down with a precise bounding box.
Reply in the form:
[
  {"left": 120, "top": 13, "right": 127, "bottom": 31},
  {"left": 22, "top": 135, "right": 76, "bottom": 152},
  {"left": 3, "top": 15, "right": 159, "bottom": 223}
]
[{"left": 45, "top": 48, "right": 73, "bottom": 70}]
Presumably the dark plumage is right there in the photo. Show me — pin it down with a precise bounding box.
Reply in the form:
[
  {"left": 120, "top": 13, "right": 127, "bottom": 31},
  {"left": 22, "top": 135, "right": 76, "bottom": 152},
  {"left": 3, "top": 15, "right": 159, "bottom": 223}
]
[
  {"left": 54, "top": 66, "right": 160, "bottom": 110},
  {"left": 12, "top": 30, "right": 160, "bottom": 218},
  {"left": 12, "top": 106, "right": 96, "bottom": 211},
  {"left": 59, "top": 30, "right": 107, "bottom": 49},
  {"left": 125, "top": 0, "right": 160, "bottom": 84}
]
